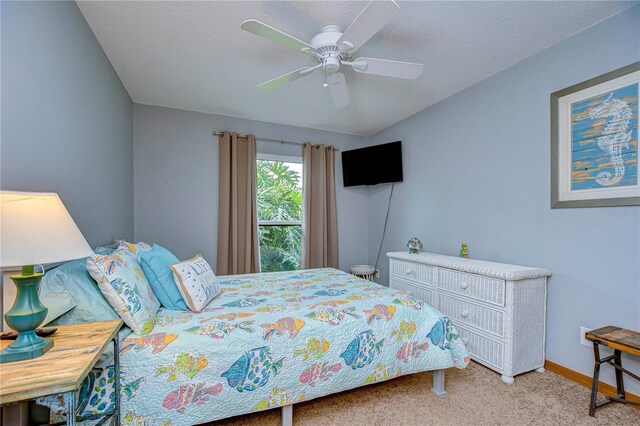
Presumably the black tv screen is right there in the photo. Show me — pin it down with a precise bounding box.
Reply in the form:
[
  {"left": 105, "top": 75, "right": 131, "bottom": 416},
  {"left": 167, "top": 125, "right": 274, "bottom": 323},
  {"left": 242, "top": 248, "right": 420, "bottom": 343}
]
[{"left": 342, "top": 141, "right": 403, "bottom": 187}]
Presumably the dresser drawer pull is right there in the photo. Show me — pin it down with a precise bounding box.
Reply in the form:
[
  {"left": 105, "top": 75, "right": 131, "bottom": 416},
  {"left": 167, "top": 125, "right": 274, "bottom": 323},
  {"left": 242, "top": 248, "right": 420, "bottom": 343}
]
[
  {"left": 405, "top": 268, "right": 414, "bottom": 276},
  {"left": 462, "top": 337, "right": 469, "bottom": 345},
  {"left": 460, "top": 309, "right": 469, "bottom": 318},
  {"left": 460, "top": 281, "right": 469, "bottom": 289}
]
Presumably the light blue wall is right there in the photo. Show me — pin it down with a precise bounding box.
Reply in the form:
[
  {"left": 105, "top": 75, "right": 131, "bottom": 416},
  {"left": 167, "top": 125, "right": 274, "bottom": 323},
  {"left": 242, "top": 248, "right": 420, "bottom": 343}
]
[
  {"left": 133, "top": 104, "right": 370, "bottom": 272},
  {"left": 1, "top": 1, "right": 134, "bottom": 247},
  {"left": 368, "top": 6, "right": 640, "bottom": 393},
  {"left": 4, "top": 0, "right": 637, "bottom": 394}
]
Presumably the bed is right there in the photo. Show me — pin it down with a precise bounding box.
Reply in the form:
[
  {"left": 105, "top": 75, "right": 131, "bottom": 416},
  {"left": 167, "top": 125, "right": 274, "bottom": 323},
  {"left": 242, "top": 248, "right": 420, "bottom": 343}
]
[{"left": 117, "top": 268, "right": 470, "bottom": 425}]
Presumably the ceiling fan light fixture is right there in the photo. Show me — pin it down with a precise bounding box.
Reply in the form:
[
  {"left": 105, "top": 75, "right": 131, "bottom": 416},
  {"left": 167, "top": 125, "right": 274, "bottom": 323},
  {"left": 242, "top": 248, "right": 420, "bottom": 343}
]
[
  {"left": 323, "top": 56, "right": 341, "bottom": 74},
  {"left": 241, "top": 0, "right": 421, "bottom": 109},
  {"left": 326, "top": 73, "right": 342, "bottom": 85}
]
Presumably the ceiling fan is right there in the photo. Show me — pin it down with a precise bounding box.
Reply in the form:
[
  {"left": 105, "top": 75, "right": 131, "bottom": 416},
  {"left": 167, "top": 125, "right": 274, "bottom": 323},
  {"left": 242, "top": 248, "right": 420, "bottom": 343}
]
[{"left": 241, "top": 0, "right": 423, "bottom": 108}]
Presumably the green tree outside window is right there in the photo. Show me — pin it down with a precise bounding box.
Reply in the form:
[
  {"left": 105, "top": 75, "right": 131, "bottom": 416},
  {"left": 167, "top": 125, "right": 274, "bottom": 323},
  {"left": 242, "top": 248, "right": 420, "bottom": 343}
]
[{"left": 257, "top": 159, "right": 303, "bottom": 272}]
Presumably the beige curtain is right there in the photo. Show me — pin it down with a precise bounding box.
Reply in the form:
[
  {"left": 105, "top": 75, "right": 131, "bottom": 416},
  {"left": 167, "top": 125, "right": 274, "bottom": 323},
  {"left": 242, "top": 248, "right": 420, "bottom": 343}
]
[
  {"left": 301, "top": 143, "right": 338, "bottom": 269},
  {"left": 216, "top": 132, "right": 260, "bottom": 275}
]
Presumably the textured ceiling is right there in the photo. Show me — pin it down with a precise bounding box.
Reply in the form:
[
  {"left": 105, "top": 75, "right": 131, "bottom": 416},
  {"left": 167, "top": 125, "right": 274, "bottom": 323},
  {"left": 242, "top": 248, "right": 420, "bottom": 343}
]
[{"left": 77, "top": 1, "right": 633, "bottom": 136}]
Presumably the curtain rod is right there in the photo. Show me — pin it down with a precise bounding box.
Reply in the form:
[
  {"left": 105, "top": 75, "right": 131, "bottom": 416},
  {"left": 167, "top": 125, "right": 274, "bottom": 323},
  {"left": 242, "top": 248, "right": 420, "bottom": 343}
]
[{"left": 212, "top": 131, "right": 339, "bottom": 151}]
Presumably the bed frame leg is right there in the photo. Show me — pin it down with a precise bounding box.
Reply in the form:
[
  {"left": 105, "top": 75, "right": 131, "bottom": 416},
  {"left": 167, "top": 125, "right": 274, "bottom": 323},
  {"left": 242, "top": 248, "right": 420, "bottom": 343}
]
[
  {"left": 282, "top": 404, "right": 293, "bottom": 426},
  {"left": 432, "top": 369, "right": 446, "bottom": 396}
]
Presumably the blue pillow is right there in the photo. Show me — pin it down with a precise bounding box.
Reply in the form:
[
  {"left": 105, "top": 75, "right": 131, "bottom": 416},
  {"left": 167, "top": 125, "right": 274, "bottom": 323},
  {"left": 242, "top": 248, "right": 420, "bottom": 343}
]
[
  {"left": 39, "top": 273, "right": 77, "bottom": 325},
  {"left": 42, "top": 257, "right": 119, "bottom": 326},
  {"left": 94, "top": 245, "right": 116, "bottom": 255},
  {"left": 139, "top": 244, "right": 187, "bottom": 310}
]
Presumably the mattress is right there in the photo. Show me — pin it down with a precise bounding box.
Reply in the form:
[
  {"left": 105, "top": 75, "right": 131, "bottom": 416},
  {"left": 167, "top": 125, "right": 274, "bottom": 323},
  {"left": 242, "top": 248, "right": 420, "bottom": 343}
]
[{"left": 119, "top": 268, "right": 470, "bottom": 425}]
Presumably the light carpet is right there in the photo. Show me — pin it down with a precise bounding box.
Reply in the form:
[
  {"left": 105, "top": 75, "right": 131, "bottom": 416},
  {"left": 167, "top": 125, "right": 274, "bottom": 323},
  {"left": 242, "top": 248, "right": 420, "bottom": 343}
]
[{"left": 211, "top": 361, "right": 639, "bottom": 425}]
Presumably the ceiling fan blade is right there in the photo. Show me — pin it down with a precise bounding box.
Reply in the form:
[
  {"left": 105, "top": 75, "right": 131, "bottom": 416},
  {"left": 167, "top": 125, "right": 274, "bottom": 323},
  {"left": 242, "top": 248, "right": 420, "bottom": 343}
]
[
  {"left": 352, "top": 57, "right": 423, "bottom": 79},
  {"left": 327, "top": 73, "right": 351, "bottom": 108},
  {"left": 337, "top": 0, "right": 400, "bottom": 53},
  {"left": 241, "top": 20, "right": 317, "bottom": 55},
  {"left": 257, "top": 67, "right": 317, "bottom": 92}
]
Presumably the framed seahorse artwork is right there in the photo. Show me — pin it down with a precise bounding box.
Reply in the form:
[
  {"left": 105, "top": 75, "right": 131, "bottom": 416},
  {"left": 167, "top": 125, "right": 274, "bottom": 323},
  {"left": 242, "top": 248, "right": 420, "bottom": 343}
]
[{"left": 551, "top": 62, "right": 639, "bottom": 208}]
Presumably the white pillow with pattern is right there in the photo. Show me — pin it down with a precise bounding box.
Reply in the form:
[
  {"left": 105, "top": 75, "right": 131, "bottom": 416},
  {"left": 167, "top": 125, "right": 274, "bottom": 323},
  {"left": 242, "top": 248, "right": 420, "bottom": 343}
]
[
  {"left": 117, "top": 240, "right": 152, "bottom": 257},
  {"left": 170, "top": 254, "right": 220, "bottom": 312},
  {"left": 87, "top": 249, "right": 160, "bottom": 334}
]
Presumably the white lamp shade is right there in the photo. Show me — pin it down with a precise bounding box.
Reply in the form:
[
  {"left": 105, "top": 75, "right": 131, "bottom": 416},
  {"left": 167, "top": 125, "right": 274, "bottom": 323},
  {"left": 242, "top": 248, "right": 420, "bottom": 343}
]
[{"left": 0, "top": 191, "right": 93, "bottom": 268}]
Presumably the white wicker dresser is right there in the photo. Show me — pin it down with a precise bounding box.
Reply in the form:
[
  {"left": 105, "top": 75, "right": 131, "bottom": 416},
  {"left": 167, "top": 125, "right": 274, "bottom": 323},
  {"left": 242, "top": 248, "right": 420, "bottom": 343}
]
[{"left": 387, "top": 252, "right": 551, "bottom": 383}]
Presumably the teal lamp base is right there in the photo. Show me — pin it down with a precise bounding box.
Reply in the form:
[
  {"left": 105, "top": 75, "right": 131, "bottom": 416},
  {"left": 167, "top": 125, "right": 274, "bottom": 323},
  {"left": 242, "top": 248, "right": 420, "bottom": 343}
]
[{"left": 0, "top": 265, "right": 53, "bottom": 363}]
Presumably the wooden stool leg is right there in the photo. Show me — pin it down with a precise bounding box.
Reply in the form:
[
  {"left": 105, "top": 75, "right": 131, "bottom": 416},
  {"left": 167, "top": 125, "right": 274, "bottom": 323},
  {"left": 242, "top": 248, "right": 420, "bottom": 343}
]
[
  {"left": 589, "top": 343, "right": 601, "bottom": 417},
  {"left": 613, "top": 349, "right": 625, "bottom": 398}
]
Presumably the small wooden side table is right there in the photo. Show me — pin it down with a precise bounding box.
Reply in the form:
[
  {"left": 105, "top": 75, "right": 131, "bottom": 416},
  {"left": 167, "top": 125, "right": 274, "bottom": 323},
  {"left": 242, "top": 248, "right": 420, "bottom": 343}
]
[
  {"left": 0, "top": 319, "right": 122, "bottom": 425},
  {"left": 585, "top": 325, "right": 640, "bottom": 417}
]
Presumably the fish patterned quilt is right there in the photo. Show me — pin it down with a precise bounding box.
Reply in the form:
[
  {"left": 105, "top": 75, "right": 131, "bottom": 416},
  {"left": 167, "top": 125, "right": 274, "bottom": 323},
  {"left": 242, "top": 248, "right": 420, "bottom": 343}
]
[{"left": 118, "top": 268, "right": 470, "bottom": 425}]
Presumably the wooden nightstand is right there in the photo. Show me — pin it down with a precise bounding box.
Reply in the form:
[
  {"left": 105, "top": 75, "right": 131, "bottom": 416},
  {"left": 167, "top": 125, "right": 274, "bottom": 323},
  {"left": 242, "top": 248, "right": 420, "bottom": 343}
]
[{"left": 0, "top": 319, "right": 122, "bottom": 425}]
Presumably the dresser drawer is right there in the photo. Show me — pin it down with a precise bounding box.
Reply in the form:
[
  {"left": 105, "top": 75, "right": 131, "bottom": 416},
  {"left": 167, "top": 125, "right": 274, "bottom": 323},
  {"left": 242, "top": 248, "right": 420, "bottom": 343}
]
[
  {"left": 438, "top": 269, "right": 505, "bottom": 306},
  {"left": 438, "top": 293, "right": 504, "bottom": 338},
  {"left": 454, "top": 322, "right": 504, "bottom": 371},
  {"left": 389, "top": 277, "right": 433, "bottom": 306},
  {"left": 390, "top": 259, "right": 434, "bottom": 286}
]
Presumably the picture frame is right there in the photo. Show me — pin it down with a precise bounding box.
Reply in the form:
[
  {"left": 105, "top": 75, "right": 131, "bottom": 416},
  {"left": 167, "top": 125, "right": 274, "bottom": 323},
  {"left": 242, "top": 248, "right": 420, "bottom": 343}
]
[{"left": 551, "top": 62, "right": 639, "bottom": 208}]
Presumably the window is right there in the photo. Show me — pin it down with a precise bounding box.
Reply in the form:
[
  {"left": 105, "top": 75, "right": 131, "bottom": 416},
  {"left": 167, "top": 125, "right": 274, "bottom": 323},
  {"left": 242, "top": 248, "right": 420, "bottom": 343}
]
[{"left": 256, "top": 156, "right": 303, "bottom": 272}]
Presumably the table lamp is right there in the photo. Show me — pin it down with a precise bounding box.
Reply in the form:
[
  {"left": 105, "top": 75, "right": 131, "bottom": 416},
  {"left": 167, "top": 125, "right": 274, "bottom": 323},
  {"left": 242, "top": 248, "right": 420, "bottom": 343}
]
[{"left": 0, "top": 191, "right": 93, "bottom": 362}]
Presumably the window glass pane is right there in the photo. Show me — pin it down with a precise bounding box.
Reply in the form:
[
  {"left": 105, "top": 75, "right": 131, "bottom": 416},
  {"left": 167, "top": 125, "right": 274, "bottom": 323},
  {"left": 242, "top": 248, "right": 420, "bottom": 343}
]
[
  {"left": 257, "top": 159, "right": 303, "bottom": 271},
  {"left": 257, "top": 160, "right": 302, "bottom": 221},
  {"left": 259, "top": 225, "right": 301, "bottom": 272}
]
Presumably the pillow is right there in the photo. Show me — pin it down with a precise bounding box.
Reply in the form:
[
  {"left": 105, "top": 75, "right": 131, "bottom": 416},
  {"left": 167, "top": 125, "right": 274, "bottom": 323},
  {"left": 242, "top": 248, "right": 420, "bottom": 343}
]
[
  {"left": 38, "top": 273, "right": 77, "bottom": 325},
  {"left": 41, "top": 251, "right": 128, "bottom": 370},
  {"left": 170, "top": 255, "right": 220, "bottom": 312},
  {"left": 94, "top": 246, "right": 116, "bottom": 255},
  {"left": 87, "top": 249, "right": 160, "bottom": 334},
  {"left": 138, "top": 244, "right": 187, "bottom": 310},
  {"left": 41, "top": 258, "right": 119, "bottom": 326},
  {"left": 117, "top": 241, "right": 152, "bottom": 257}
]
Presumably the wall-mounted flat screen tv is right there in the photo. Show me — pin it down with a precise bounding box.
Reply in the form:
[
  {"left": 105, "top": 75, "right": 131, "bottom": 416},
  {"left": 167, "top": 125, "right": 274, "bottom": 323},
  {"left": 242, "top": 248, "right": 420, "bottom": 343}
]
[{"left": 341, "top": 141, "right": 403, "bottom": 187}]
